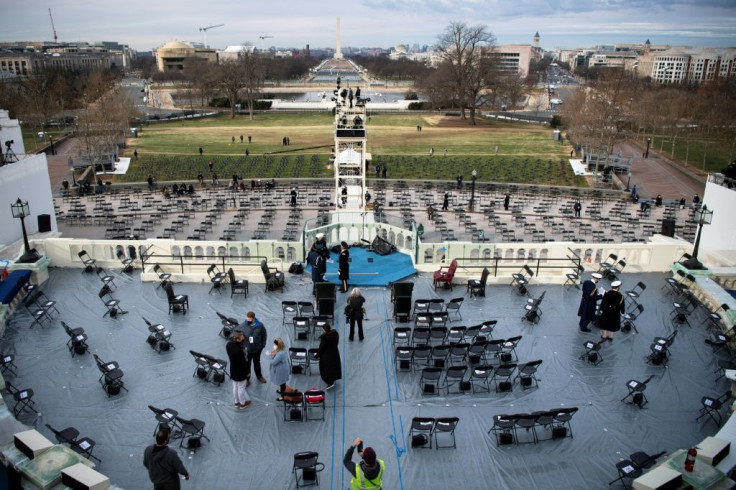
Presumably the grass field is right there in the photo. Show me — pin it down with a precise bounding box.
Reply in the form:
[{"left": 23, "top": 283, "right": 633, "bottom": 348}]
[
  {"left": 648, "top": 134, "right": 735, "bottom": 173},
  {"left": 120, "top": 113, "right": 580, "bottom": 185}
]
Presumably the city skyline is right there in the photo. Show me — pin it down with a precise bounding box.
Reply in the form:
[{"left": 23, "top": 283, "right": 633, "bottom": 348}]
[{"left": 3, "top": 0, "right": 735, "bottom": 52}]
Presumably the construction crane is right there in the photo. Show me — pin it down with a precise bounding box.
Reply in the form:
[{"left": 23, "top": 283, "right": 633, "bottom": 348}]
[
  {"left": 199, "top": 24, "right": 224, "bottom": 48},
  {"left": 259, "top": 35, "right": 273, "bottom": 52},
  {"left": 48, "top": 8, "right": 58, "bottom": 43}
]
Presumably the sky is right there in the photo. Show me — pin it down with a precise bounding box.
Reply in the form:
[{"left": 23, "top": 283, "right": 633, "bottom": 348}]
[{"left": 3, "top": 0, "right": 735, "bottom": 52}]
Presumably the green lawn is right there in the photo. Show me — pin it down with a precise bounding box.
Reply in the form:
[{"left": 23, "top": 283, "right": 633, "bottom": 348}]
[
  {"left": 121, "top": 113, "right": 578, "bottom": 185},
  {"left": 649, "top": 134, "right": 735, "bottom": 173}
]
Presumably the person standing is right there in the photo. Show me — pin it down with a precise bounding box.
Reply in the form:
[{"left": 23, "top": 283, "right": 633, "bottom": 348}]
[
  {"left": 599, "top": 281, "right": 625, "bottom": 342},
  {"left": 143, "top": 430, "right": 190, "bottom": 490},
  {"left": 577, "top": 273, "right": 602, "bottom": 332},
  {"left": 573, "top": 200, "right": 582, "bottom": 218},
  {"left": 311, "top": 233, "right": 330, "bottom": 262},
  {"left": 346, "top": 287, "right": 366, "bottom": 341},
  {"left": 199, "top": 147, "right": 204, "bottom": 157},
  {"left": 134, "top": 149, "right": 138, "bottom": 160},
  {"left": 504, "top": 194, "right": 510, "bottom": 211},
  {"left": 226, "top": 331, "right": 251, "bottom": 409},
  {"left": 344, "top": 438, "right": 384, "bottom": 489},
  {"left": 269, "top": 338, "right": 290, "bottom": 401},
  {"left": 290, "top": 188, "right": 298, "bottom": 207},
  {"left": 308, "top": 249, "right": 325, "bottom": 295},
  {"left": 381, "top": 166, "right": 387, "bottom": 179},
  {"left": 364, "top": 190, "right": 371, "bottom": 206},
  {"left": 248, "top": 135, "right": 251, "bottom": 143},
  {"left": 314, "top": 323, "right": 341, "bottom": 390},
  {"left": 456, "top": 175, "right": 463, "bottom": 189},
  {"left": 442, "top": 193, "right": 449, "bottom": 211},
  {"left": 240, "top": 135, "right": 244, "bottom": 143},
  {"left": 338, "top": 241, "right": 350, "bottom": 293},
  {"left": 242, "top": 311, "right": 267, "bottom": 384},
  {"left": 655, "top": 194, "right": 663, "bottom": 207}
]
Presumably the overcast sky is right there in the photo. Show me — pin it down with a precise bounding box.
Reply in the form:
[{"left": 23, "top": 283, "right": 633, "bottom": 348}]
[{"left": 3, "top": 0, "right": 735, "bottom": 52}]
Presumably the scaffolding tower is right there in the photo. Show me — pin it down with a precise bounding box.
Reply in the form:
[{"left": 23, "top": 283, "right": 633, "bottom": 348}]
[{"left": 332, "top": 77, "right": 368, "bottom": 211}]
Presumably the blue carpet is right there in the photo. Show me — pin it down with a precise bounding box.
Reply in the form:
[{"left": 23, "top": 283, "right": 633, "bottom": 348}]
[{"left": 308, "top": 247, "right": 416, "bottom": 287}]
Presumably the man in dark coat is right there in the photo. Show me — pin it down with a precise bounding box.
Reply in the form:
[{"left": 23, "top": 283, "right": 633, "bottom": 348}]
[
  {"left": 338, "top": 241, "right": 350, "bottom": 293},
  {"left": 225, "top": 331, "right": 251, "bottom": 408},
  {"left": 144, "top": 430, "right": 190, "bottom": 489},
  {"left": 314, "top": 323, "right": 341, "bottom": 390},
  {"left": 578, "top": 273, "right": 602, "bottom": 332},
  {"left": 600, "top": 281, "right": 625, "bottom": 341},
  {"left": 241, "top": 312, "right": 268, "bottom": 384},
  {"left": 308, "top": 249, "right": 325, "bottom": 295}
]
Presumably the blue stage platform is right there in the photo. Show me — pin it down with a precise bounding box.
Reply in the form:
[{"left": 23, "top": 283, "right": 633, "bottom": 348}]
[{"left": 308, "top": 247, "right": 416, "bottom": 287}]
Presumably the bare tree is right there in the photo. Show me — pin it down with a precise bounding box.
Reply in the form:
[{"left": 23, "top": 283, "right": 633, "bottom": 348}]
[
  {"left": 215, "top": 46, "right": 264, "bottom": 119},
  {"left": 436, "top": 22, "right": 497, "bottom": 124}
]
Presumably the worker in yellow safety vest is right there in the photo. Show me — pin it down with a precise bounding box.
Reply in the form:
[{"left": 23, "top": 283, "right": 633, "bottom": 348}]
[{"left": 343, "top": 437, "right": 385, "bottom": 489}]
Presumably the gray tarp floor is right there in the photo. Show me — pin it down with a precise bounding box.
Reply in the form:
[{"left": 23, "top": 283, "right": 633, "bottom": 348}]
[{"left": 0, "top": 267, "right": 727, "bottom": 489}]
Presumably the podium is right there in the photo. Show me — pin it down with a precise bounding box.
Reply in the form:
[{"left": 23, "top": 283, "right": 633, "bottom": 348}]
[
  {"left": 391, "top": 282, "right": 413, "bottom": 322},
  {"left": 315, "top": 282, "right": 336, "bottom": 318}
]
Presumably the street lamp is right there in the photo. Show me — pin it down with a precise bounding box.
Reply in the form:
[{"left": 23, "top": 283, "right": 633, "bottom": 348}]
[
  {"left": 10, "top": 198, "right": 41, "bottom": 263},
  {"left": 644, "top": 137, "right": 651, "bottom": 159},
  {"left": 681, "top": 204, "right": 713, "bottom": 270},
  {"left": 470, "top": 169, "right": 477, "bottom": 212}
]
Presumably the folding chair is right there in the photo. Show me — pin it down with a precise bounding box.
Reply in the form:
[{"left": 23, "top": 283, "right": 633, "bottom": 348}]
[
  {"left": 580, "top": 339, "right": 605, "bottom": 365},
  {"left": 597, "top": 253, "right": 618, "bottom": 276},
  {"left": 434, "top": 417, "right": 459, "bottom": 449},
  {"left": 117, "top": 250, "right": 134, "bottom": 273},
  {"left": 489, "top": 414, "right": 518, "bottom": 446},
  {"left": 515, "top": 359, "right": 543, "bottom": 389},
  {"left": 304, "top": 390, "right": 326, "bottom": 421},
  {"left": 94, "top": 354, "right": 127, "bottom": 397},
  {"left": 293, "top": 317, "right": 311, "bottom": 341},
  {"left": 447, "top": 326, "right": 467, "bottom": 344},
  {"left": 431, "top": 311, "right": 449, "bottom": 330},
  {"left": 148, "top": 405, "right": 181, "bottom": 436},
  {"left": 24, "top": 291, "right": 50, "bottom": 328},
  {"left": 409, "top": 417, "right": 435, "bottom": 449},
  {"left": 98, "top": 285, "right": 127, "bottom": 318},
  {"left": 467, "top": 267, "right": 490, "bottom": 297},
  {"left": 311, "top": 316, "right": 329, "bottom": 340},
  {"left": 564, "top": 265, "right": 584, "bottom": 289},
  {"left": 428, "top": 298, "right": 445, "bottom": 314},
  {"left": 164, "top": 282, "right": 189, "bottom": 314},
  {"left": 176, "top": 416, "right": 209, "bottom": 450},
  {"left": 515, "top": 413, "right": 539, "bottom": 444},
  {"left": 468, "top": 341, "right": 488, "bottom": 366},
  {"left": 5, "top": 382, "right": 38, "bottom": 418},
  {"left": 648, "top": 331, "right": 677, "bottom": 367},
  {"left": 485, "top": 339, "right": 505, "bottom": 362},
  {"left": 552, "top": 407, "right": 578, "bottom": 438},
  {"left": 153, "top": 264, "right": 171, "bottom": 288},
  {"left": 662, "top": 269, "right": 686, "bottom": 297},
  {"left": 293, "top": 451, "right": 325, "bottom": 487},
  {"left": 62, "top": 321, "right": 88, "bottom": 357},
  {"left": 606, "top": 259, "right": 626, "bottom": 281},
  {"left": 282, "top": 301, "right": 299, "bottom": 326},
  {"left": 622, "top": 304, "right": 644, "bottom": 334},
  {"left": 78, "top": 250, "right": 96, "bottom": 272},
  {"left": 431, "top": 345, "right": 450, "bottom": 369},
  {"left": 413, "top": 299, "right": 430, "bottom": 319},
  {"left": 522, "top": 291, "right": 545, "bottom": 324},
  {"left": 445, "top": 297, "right": 464, "bottom": 321},
  {"left": 415, "top": 313, "right": 432, "bottom": 329},
  {"left": 261, "top": 260, "right": 285, "bottom": 292},
  {"left": 428, "top": 327, "right": 448, "bottom": 346},
  {"left": 444, "top": 365, "right": 468, "bottom": 394},
  {"left": 283, "top": 391, "right": 305, "bottom": 421},
  {"left": 492, "top": 364, "right": 516, "bottom": 392},
  {"left": 298, "top": 301, "right": 315, "bottom": 318},
  {"left": 227, "top": 268, "right": 249, "bottom": 298},
  {"left": 411, "top": 327, "right": 431, "bottom": 347},
  {"left": 394, "top": 346, "right": 414, "bottom": 372},
  {"left": 621, "top": 375, "right": 655, "bottom": 409},
  {"left": 478, "top": 320, "right": 497, "bottom": 341},
  {"left": 206, "top": 264, "right": 227, "bottom": 294},
  {"left": 412, "top": 346, "right": 432, "bottom": 372},
  {"left": 433, "top": 259, "right": 457, "bottom": 290},
  {"left": 45, "top": 423, "right": 100, "bottom": 463},
  {"left": 697, "top": 391, "right": 732, "bottom": 426},
  {"left": 707, "top": 304, "right": 731, "bottom": 332},
  {"left": 470, "top": 365, "right": 494, "bottom": 393},
  {"left": 145, "top": 318, "right": 175, "bottom": 353},
  {"left": 464, "top": 325, "right": 482, "bottom": 342},
  {"left": 624, "top": 282, "right": 646, "bottom": 309},
  {"left": 289, "top": 347, "right": 311, "bottom": 375},
  {"left": 393, "top": 327, "right": 411, "bottom": 347},
  {"left": 216, "top": 312, "right": 239, "bottom": 339},
  {"left": 609, "top": 451, "right": 666, "bottom": 488},
  {"left": 0, "top": 353, "right": 18, "bottom": 375},
  {"left": 500, "top": 336, "right": 522, "bottom": 363},
  {"left": 510, "top": 265, "right": 534, "bottom": 296},
  {"left": 95, "top": 267, "right": 116, "bottom": 289},
  {"left": 448, "top": 343, "right": 469, "bottom": 367},
  {"left": 420, "top": 367, "right": 442, "bottom": 395}
]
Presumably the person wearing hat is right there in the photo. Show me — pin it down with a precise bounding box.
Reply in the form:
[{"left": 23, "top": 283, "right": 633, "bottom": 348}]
[
  {"left": 311, "top": 233, "right": 330, "bottom": 262},
  {"left": 599, "top": 281, "right": 625, "bottom": 342},
  {"left": 290, "top": 188, "right": 298, "bottom": 207},
  {"left": 339, "top": 241, "right": 350, "bottom": 293},
  {"left": 344, "top": 437, "right": 384, "bottom": 489},
  {"left": 577, "top": 272, "right": 602, "bottom": 332}
]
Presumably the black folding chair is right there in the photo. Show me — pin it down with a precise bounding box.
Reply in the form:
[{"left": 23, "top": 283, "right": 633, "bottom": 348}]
[
  {"left": 620, "top": 375, "right": 655, "bottom": 408},
  {"left": 5, "top": 382, "right": 38, "bottom": 418},
  {"left": 409, "top": 417, "right": 435, "bottom": 449},
  {"left": 697, "top": 391, "right": 732, "bottom": 426},
  {"left": 293, "top": 451, "right": 325, "bottom": 488}
]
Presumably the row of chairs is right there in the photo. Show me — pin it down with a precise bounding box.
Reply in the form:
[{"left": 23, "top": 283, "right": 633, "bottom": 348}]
[
  {"left": 395, "top": 336, "right": 524, "bottom": 372},
  {"left": 393, "top": 321, "right": 499, "bottom": 347},
  {"left": 148, "top": 405, "right": 209, "bottom": 451},
  {"left": 416, "top": 360, "right": 540, "bottom": 396},
  {"left": 412, "top": 298, "right": 464, "bottom": 321},
  {"left": 45, "top": 423, "right": 100, "bottom": 463},
  {"left": 282, "top": 389, "right": 327, "bottom": 422},
  {"left": 190, "top": 350, "right": 228, "bottom": 385},
  {"left": 409, "top": 417, "right": 460, "bottom": 449},
  {"left": 489, "top": 408, "right": 578, "bottom": 445}
]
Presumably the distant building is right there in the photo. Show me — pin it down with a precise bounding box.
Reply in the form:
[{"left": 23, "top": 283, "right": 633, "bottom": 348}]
[
  {"left": 217, "top": 44, "right": 256, "bottom": 62},
  {"left": 154, "top": 41, "right": 216, "bottom": 72},
  {"left": 641, "top": 47, "right": 736, "bottom": 84},
  {"left": 0, "top": 41, "right": 134, "bottom": 76},
  {"left": 493, "top": 43, "right": 542, "bottom": 77}
]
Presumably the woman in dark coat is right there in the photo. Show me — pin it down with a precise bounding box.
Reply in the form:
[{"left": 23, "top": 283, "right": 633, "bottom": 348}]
[
  {"left": 314, "top": 323, "right": 341, "bottom": 390},
  {"left": 599, "top": 281, "right": 625, "bottom": 342},
  {"left": 338, "top": 241, "right": 350, "bottom": 293},
  {"left": 346, "top": 288, "right": 366, "bottom": 341}
]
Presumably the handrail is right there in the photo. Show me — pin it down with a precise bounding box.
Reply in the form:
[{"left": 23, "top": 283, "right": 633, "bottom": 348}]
[
  {"left": 454, "top": 252, "right": 582, "bottom": 278},
  {"left": 139, "top": 254, "right": 274, "bottom": 274}
]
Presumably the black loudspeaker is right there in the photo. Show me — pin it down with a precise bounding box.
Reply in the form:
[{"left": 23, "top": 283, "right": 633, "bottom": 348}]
[
  {"left": 105, "top": 383, "right": 121, "bottom": 396},
  {"left": 196, "top": 367, "right": 208, "bottom": 378},
  {"left": 371, "top": 236, "right": 394, "bottom": 256},
  {"left": 469, "top": 355, "right": 481, "bottom": 365},
  {"left": 399, "top": 360, "right": 411, "bottom": 370},
  {"left": 412, "top": 434, "right": 429, "bottom": 447},
  {"left": 459, "top": 381, "right": 471, "bottom": 391},
  {"left": 213, "top": 372, "right": 225, "bottom": 384},
  {"left": 292, "top": 365, "right": 303, "bottom": 374},
  {"left": 552, "top": 427, "right": 567, "bottom": 439},
  {"left": 74, "top": 344, "right": 87, "bottom": 355},
  {"left": 500, "top": 353, "right": 512, "bottom": 363},
  {"left": 434, "top": 359, "right": 446, "bottom": 368},
  {"left": 633, "top": 393, "right": 644, "bottom": 407},
  {"left": 587, "top": 352, "right": 599, "bottom": 363},
  {"left": 498, "top": 381, "right": 512, "bottom": 392},
  {"left": 147, "top": 335, "right": 158, "bottom": 346},
  {"left": 661, "top": 219, "right": 676, "bottom": 237},
  {"left": 499, "top": 433, "right": 514, "bottom": 445},
  {"left": 423, "top": 384, "right": 436, "bottom": 394},
  {"left": 186, "top": 437, "right": 201, "bottom": 449},
  {"left": 159, "top": 341, "right": 170, "bottom": 352},
  {"left": 37, "top": 214, "right": 51, "bottom": 233},
  {"left": 290, "top": 409, "right": 303, "bottom": 420},
  {"left": 302, "top": 468, "right": 317, "bottom": 481},
  {"left": 520, "top": 377, "right": 533, "bottom": 387}
]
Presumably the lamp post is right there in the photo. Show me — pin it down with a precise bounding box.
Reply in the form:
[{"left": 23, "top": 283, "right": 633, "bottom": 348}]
[
  {"left": 681, "top": 204, "right": 713, "bottom": 270},
  {"left": 644, "top": 137, "right": 651, "bottom": 159},
  {"left": 470, "top": 169, "right": 477, "bottom": 212},
  {"left": 10, "top": 198, "right": 41, "bottom": 263}
]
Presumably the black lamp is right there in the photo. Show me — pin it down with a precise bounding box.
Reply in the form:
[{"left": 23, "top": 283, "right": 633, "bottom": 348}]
[
  {"left": 10, "top": 198, "right": 41, "bottom": 263},
  {"left": 470, "top": 169, "right": 477, "bottom": 212},
  {"left": 681, "top": 204, "right": 713, "bottom": 270}
]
